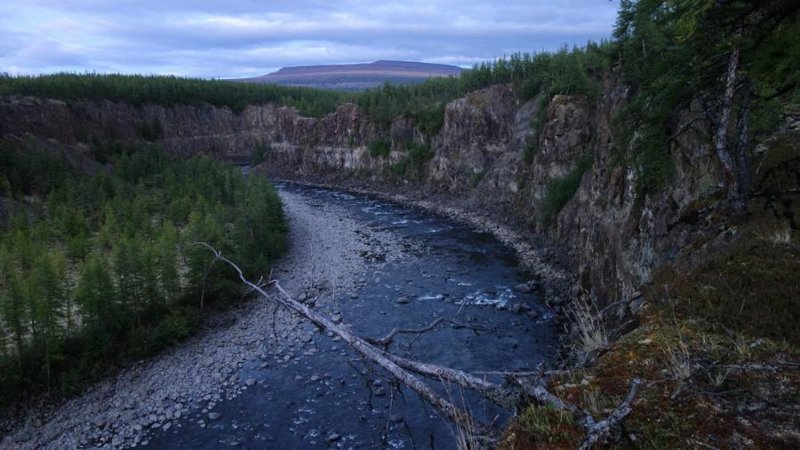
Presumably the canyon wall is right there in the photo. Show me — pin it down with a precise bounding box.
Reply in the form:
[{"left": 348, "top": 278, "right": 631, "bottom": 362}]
[{"left": 0, "top": 80, "right": 735, "bottom": 310}]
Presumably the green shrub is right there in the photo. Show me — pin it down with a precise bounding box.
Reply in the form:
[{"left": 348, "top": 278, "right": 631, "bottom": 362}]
[
  {"left": 539, "top": 155, "right": 593, "bottom": 223},
  {"left": 407, "top": 142, "right": 433, "bottom": 167},
  {"left": 136, "top": 119, "right": 164, "bottom": 141},
  {"left": 251, "top": 142, "right": 270, "bottom": 165},
  {"left": 367, "top": 138, "right": 391, "bottom": 158},
  {"left": 390, "top": 157, "right": 410, "bottom": 177},
  {"left": 523, "top": 139, "right": 538, "bottom": 165},
  {"left": 388, "top": 142, "right": 434, "bottom": 179}
]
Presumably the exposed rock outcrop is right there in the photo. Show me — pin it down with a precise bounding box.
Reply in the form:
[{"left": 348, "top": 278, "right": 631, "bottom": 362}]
[{"left": 0, "top": 77, "right": 741, "bottom": 312}]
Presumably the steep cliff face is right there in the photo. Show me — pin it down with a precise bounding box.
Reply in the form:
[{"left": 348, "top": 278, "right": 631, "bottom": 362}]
[
  {"left": 0, "top": 97, "right": 378, "bottom": 163},
  {"left": 0, "top": 80, "right": 737, "bottom": 309}
]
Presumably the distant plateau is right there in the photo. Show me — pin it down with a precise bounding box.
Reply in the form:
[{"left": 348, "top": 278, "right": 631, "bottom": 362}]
[{"left": 232, "top": 60, "right": 463, "bottom": 91}]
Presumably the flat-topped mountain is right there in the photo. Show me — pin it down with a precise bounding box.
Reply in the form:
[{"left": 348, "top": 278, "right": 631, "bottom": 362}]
[{"left": 235, "top": 60, "right": 463, "bottom": 90}]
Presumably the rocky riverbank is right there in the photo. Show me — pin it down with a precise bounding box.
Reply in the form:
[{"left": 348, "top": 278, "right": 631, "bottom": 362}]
[{"left": 0, "top": 189, "right": 405, "bottom": 449}]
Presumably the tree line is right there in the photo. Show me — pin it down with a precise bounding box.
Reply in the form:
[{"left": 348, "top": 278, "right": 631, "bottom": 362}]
[
  {"left": 0, "top": 140, "right": 286, "bottom": 408},
  {"left": 0, "top": 73, "right": 349, "bottom": 117},
  {"left": 0, "top": 44, "right": 612, "bottom": 140}
]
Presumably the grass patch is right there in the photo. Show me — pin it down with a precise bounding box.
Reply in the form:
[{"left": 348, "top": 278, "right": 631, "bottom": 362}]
[
  {"left": 569, "top": 294, "right": 609, "bottom": 355},
  {"left": 654, "top": 236, "right": 800, "bottom": 345},
  {"left": 500, "top": 404, "right": 582, "bottom": 449}
]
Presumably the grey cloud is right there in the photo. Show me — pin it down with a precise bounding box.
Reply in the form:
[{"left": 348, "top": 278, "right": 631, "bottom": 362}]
[{"left": 2, "top": 0, "right": 619, "bottom": 77}]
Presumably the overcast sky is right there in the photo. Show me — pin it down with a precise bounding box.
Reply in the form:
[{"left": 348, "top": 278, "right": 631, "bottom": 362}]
[{"left": 0, "top": 1, "right": 620, "bottom": 79}]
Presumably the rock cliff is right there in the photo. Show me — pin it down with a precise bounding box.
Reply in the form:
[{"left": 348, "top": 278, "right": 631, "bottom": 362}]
[{"left": 0, "top": 79, "right": 745, "bottom": 312}]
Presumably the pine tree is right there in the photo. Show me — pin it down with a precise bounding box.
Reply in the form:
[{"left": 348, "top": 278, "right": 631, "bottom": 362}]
[
  {"left": 158, "top": 221, "right": 181, "bottom": 302},
  {"left": 30, "top": 251, "right": 67, "bottom": 392},
  {"left": 114, "top": 236, "right": 146, "bottom": 324},
  {"left": 141, "top": 244, "right": 163, "bottom": 315},
  {"left": 76, "top": 253, "right": 117, "bottom": 334},
  {"left": 5, "top": 269, "right": 29, "bottom": 374}
]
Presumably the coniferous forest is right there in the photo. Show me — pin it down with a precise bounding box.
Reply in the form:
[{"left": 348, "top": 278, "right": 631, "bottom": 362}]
[{"left": 0, "top": 140, "right": 286, "bottom": 408}]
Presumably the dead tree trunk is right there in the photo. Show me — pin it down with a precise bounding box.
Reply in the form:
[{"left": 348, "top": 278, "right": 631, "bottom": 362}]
[
  {"left": 734, "top": 80, "right": 753, "bottom": 199},
  {"left": 192, "top": 243, "right": 488, "bottom": 436},
  {"left": 714, "top": 43, "right": 743, "bottom": 199}
]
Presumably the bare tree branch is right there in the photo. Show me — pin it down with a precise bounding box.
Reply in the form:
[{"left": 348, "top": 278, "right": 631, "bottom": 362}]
[
  {"left": 367, "top": 318, "right": 491, "bottom": 348},
  {"left": 579, "top": 378, "right": 642, "bottom": 450},
  {"left": 367, "top": 318, "right": 445, "bottom": 347}
]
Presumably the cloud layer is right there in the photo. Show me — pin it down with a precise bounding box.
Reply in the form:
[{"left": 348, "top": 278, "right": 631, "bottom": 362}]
[{"left": 1, "top": 1, "right": 619, "bottom": 78}]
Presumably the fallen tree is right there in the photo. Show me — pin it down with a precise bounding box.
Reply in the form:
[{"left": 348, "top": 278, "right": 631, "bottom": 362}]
[{"left": 195, "top": 242, "right": 641, "bottom": 448}]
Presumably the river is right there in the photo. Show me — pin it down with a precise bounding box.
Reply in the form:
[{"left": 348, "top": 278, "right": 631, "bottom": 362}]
[{"left": 147, "top": 182, "right": 558, "bottom": 449}]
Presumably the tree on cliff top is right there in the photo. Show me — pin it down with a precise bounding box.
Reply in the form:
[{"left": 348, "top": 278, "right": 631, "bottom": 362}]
[{"left": 615, "top": 0, "right": 800, "bottom": 201}]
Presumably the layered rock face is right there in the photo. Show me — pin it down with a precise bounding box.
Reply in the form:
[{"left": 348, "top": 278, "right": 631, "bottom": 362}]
[
  {"left": 0, "top": 79, "right": 731, "bottom": 307},
  {"left": 0, "top": 98, "right": 379, "bottom": 165}
]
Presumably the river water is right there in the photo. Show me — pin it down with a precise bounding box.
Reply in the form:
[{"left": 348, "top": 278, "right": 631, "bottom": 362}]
[{"left": 148, "top": 183, "right": 558, "bottom": 449}]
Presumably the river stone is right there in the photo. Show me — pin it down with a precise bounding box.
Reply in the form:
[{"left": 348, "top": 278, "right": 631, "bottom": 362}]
[
  {"left": 207, "top": 412, "right": 221, "bottom": 421},
  {"left": 389, "top": 414, "right": 404, "bottom": 424},
  {"left": 349, "top": 293, "right": 359, "bottom": 299},
  {"left": 396, "top": 296, "right": 412, "bottom": 304},
  {"left": 511, "top": 303, "right": 532, "bottom": 314},
  {"left": 630, "top": 297, "right": 645, "bottom": 315},
  {"left": 245, "top": 378, "right": 257, "bottom": 387},
  {"left": 325, "top": 432, "right": 341, "bottom": 443},
  {"left": 331, "top": 313, "right": 342, "bottom": 324}
]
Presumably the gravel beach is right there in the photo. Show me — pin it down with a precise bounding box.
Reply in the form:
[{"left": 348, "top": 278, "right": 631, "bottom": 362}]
[{"left": 0, "top": 189, "right": 404, "bottom": 449}]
